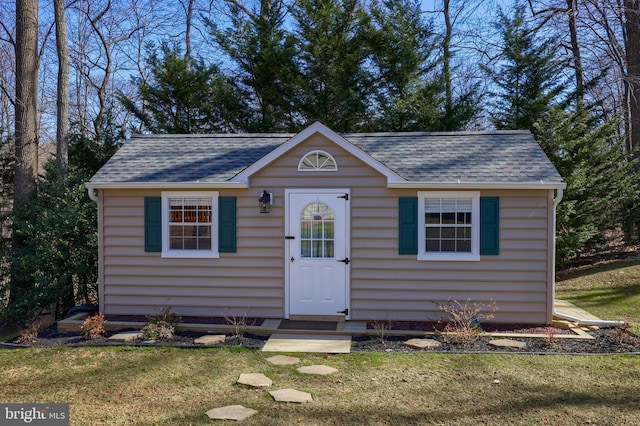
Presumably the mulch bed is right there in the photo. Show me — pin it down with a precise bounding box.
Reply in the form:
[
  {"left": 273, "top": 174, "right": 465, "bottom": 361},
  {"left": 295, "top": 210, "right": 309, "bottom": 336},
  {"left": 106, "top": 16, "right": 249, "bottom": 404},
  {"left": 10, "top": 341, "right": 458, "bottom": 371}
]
[
  {"left": 366, "top": 321, "right": 574, "bottom": 335},
  {"left": 3, "top": 323, "right": 640, "bottom": 354},
  {"left": 352, "top": 329, "right": 640, "bottom": 354}
]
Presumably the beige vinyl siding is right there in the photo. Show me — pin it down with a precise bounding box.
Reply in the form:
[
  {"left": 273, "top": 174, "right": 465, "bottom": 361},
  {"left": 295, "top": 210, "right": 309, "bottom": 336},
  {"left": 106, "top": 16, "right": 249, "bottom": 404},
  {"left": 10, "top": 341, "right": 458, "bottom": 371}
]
[
  {"left": 100, "top": 189, "right": 285, "bottom": 318},
  {"left": 350, "top": 188, "right": 551, "bottom": 323},
  {"left": 99, "top": 133, "right": 554, "bottom": 323}
]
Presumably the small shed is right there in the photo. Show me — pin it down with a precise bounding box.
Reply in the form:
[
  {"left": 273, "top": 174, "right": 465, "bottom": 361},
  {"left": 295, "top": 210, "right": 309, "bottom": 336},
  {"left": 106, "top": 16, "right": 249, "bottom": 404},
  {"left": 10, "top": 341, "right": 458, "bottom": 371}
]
[{"left": 87, "top": 122, "right": 566, "bottom": 323}]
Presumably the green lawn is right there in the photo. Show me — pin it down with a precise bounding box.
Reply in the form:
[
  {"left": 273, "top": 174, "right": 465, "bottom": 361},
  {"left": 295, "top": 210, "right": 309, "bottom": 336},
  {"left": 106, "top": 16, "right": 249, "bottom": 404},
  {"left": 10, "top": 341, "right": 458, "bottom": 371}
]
[
  {"left": 556, "top": 260, "right": 640, "bottom": 334},
  {"left": 1, "top": 261, "right": 639, "bottom": 425},
  {"left": 0, "top": 347, "right": 639, "bottom": 425}
]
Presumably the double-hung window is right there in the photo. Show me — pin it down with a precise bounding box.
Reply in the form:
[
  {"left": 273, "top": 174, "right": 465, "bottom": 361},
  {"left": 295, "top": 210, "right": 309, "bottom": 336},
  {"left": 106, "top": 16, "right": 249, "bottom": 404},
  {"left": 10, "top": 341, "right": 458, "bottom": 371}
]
[
  {"left": 161, "top": 191, "right": 219, "bottom": 258},
  {"left": 417, "top": 191, "right": 480, "bottom": 261}
]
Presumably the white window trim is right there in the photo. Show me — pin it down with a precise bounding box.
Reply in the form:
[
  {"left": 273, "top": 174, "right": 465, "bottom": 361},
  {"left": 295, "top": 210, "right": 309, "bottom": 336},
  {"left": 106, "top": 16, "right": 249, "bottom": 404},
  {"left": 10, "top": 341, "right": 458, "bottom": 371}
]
[
  {"left": 161, "top": 191, "right": 219, "bottom": 258},
  {"left": 417, "top": 191, "right": 480, "bottom": 261},
  {"left": 297, "top": 150, "right": 338, "bottom": 171}
]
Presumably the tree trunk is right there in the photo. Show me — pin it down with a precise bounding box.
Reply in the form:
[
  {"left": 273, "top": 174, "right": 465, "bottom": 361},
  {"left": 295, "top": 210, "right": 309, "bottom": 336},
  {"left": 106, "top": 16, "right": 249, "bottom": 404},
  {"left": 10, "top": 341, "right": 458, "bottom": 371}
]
[
  {"left": 184, "top": 0, "right": 195, "bottom": 63},
  {"left": 443, "top": 0, "right": 453, "bottom": 117},
  {"left": 54, "top": 0, "right": 70, "bottom": 170},
  {"left": 567, "top": 0, "right": 584, "bottom": 107},
  {"left": 14, "top": 0, "right": 39, "bottom": 206},
  {"left": 12, "top": 0, "right": 39, "bottom": 309},
  {"left": 625, "top": 0, "right": 640, "bottom": 154}
]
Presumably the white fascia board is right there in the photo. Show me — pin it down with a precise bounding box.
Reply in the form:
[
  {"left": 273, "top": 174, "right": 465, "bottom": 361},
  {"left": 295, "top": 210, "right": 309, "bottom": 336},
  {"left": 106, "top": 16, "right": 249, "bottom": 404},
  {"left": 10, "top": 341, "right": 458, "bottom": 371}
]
[
  {"left": 231, "top": 121, "right": 405, "bottom": 184},
  {"left": 388, "top": 181, "right": 567, "bottom": 190},
  {"left": 85, "top": 181, "right": 248, "bottom": 190}
]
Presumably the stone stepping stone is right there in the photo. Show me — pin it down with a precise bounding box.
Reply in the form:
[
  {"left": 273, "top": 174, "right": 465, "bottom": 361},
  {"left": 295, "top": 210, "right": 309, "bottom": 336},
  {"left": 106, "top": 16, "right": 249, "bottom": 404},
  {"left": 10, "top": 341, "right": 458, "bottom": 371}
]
[
  {"left": 297, "top": 365, "right": 338, "bottom": 376},
  {"left": 206, "top": 405, "right": 258, "bottom": 421},
  {"left": 269, "top": 388, "right": 312, "bottom": 403},
  {"left": 404, "top": 338, "right": 441, "bottom": 350},
  {"left": 489, "top": 338, "right": 527, "bottom": 349},
  {"left": 265, "top": 355, "right": 301, "bottom": 365},
  {"left": 194, "top": 334, "right": 225, "bottom": 345},
  {"left": 237, "top": 373, "right": 273, "bottom": 388},
  {"left": 108, "top": 331, "right": 142, "bottom": 342}
]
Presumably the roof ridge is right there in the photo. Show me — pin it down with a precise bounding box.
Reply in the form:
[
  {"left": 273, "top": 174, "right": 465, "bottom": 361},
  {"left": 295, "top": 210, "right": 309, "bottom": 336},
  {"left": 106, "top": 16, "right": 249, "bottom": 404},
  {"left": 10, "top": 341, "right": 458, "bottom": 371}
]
[
  {"left": 130, "top": 133, "right": 295, "bottom": 139},
  {"left": 128, "top": 130, "right": 531, "bottom": 139},
  {"left": 342, "top": 130, "right": 532, "bottom": 137}
]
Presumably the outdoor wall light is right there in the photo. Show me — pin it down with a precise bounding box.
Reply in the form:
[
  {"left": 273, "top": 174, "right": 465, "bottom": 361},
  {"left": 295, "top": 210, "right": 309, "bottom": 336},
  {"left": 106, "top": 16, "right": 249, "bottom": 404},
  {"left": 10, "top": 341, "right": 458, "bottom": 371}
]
[{"left": 259, "top": 190, "right": 272, "bottom": 213}]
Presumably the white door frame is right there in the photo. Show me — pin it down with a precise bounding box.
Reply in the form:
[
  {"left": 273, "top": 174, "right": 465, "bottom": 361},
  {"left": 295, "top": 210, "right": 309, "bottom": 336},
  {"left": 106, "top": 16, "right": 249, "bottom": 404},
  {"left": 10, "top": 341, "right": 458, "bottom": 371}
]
[{"left": 284, "top": 188, "right": 350, "bottom": 319}]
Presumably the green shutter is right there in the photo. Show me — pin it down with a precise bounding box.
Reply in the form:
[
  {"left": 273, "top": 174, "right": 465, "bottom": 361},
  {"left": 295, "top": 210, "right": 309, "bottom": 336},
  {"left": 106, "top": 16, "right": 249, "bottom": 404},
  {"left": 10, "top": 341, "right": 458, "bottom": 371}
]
[
  {"left": 480, "top": 197, "right": 499, "bottom": 255},
  {"left": 218, "top": 197, "right": 237, "bottom": 253},
  {"left": 144, "top": 197, "right": 162, "bottom": 252},
  {"left": 399, "top": 197, "right": 418, "bottom": 255}
]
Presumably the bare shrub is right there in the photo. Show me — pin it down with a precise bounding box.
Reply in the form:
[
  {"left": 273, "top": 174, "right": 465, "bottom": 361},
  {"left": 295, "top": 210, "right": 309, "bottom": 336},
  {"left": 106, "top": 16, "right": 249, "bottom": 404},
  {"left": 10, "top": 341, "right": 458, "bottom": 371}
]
[
  {"left": 543, "top": 326, "right": 561, "bottom": 349},
  {"left": 15, "top": 318, "right": 44, "bottom": 344},
  {"left": 370, "top": 317, "right": 395, "bottom": 347},
  {"left": 609, "top": 323, "right": 639, "bottom": 345},
  {"left": 436, "top": 298, "right": 498, "bottom": 344},
  {"left": 224, "top": 309, "right": 251, "bottom": 343}
]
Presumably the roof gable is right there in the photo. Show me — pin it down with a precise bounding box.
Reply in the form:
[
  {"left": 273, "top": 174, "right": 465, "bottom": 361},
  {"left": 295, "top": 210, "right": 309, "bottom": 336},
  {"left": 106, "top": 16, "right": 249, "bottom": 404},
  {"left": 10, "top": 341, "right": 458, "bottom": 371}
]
[{"left": 232, "top": 122, "right": 404, "bottom": 184}]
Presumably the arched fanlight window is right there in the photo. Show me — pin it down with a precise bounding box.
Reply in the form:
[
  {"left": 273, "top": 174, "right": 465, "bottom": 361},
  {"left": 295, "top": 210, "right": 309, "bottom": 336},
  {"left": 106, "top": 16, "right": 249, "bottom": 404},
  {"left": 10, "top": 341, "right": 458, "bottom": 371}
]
[{"left": 298, "top": 150, "right": 338, "bottom": 171}]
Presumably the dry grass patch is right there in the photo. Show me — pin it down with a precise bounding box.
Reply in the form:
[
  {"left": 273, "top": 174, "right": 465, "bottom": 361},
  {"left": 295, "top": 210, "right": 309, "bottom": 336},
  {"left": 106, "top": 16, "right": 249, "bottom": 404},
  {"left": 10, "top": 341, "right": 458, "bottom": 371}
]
[{"left": 1, "top": 347, "right": 639, "bottom": 425}]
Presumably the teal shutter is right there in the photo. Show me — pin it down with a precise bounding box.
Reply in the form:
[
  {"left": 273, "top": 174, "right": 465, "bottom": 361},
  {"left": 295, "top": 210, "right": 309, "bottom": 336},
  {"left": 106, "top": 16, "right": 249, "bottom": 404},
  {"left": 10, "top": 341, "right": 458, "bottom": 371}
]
[
  {"left": 480, "top": 197, "right": 499, "bottom": 255},
  {"left": 218, "top": 197, "right": 237, "bottom": 253},
  {"left": 144, "top": 197, "right": 162, "bottom": 252},
  {"left": 399, "top": 197, "right": 418, "bottom": 255}
]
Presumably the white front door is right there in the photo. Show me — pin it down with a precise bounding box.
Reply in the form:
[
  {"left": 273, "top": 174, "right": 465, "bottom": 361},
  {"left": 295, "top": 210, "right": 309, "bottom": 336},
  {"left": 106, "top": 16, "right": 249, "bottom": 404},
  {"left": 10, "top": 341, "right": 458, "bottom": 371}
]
[{"left": 287, "top": 190, "right": 349, "bottom": 317}]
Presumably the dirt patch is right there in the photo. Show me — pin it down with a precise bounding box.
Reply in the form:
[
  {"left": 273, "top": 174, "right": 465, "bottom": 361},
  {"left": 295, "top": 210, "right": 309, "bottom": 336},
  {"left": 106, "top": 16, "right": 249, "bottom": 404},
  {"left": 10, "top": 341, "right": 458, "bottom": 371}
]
[{"left": 3, "top": 324, "right": 640, "bottom": 354}]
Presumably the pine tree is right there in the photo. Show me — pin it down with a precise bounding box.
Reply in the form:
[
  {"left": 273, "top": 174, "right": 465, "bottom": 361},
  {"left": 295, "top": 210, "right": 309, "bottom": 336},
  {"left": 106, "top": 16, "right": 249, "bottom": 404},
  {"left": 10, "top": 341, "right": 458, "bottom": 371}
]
[
  {"left": 534, "top": 106, "right": 636, "bottom": 261},
  {"left": 206, "top": 0, "right": 299, "bottom": 132},
  {"left": 366, "top": 0, "right": 479, "bottom": 131},
  {"left": 293, "top": 0, "right": 373, "bottom": 132},
  {"left": 483, "top": 4, "right": 565, "bottom": 130},
  {"left": 366, "top": 0, "right": 438, "bottom": 131},
  {"left": 119, "top": 44, "right": 246, "bottom": 134}
]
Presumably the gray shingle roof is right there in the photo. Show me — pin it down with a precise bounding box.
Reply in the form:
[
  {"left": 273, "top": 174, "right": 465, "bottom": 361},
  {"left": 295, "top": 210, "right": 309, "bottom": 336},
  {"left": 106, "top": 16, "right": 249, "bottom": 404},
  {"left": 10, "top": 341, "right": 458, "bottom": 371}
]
[
  {"left": 89, "top": 130, "right": 562, "bottom": 185},
  {"left": 90, "top": 134, "right": 292, "bottom": 184},
  {"left": 345, "top": 131, "right": 562, "bottom": 183}
]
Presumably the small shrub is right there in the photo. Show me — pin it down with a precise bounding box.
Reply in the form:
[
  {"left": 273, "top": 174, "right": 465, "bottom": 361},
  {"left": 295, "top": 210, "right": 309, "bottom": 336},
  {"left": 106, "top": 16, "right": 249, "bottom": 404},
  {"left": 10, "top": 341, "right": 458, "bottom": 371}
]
[
  {"left": 147, "top": 306, "right": 182, "bottom": 328},
  {"left": 224, "top": 309, "right": 250, "bottom": 344},
  {"left": 142, "top": 307, "right": 181, "bottom": 341},
  {"left": 370, "top": 318, "right": 395, "bottom": 347},
  {"left": 436, "top": 298, "right": 498, "bottom": 344},
  {"left": 543, "top": 327, "right": 561, "bottom": 349},
  {"left": 609, "top": 323, "right": 639, "bottom": 345},
  {"left": 141, "top": 321, "right": 175, "bottom": 341},
  {"left": 15, "top": 318, "right": 44, "bottom": 344},
  {"left": 80, "top": 313, "right": 106, "bottom": 340}
]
